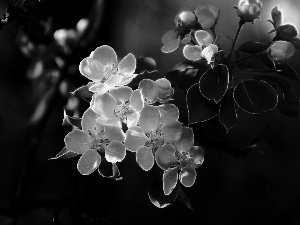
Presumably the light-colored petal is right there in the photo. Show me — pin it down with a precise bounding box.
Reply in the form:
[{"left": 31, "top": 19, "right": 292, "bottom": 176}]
[
  {"left": 126, "top": 111, "right": 140, "bottom": 128},
  {"left": 81, "top": 108, "right": 103, "bottom": 135},
  {"left": 163, "top": 167, "right": 178, "bottom": 195},
  {"left": 77, "top": 150, "right": 101, "bottom": 175},
  {"left": 138, "top": 79, "right": 159, "bottom": 103},
  {"left": 105, "top": 74, "right": 123, "bottom": 87},
  {"left": 136, "top": 146, "right": 154, "bottom": 171},
  {"left": 194, "top": 6, "right": 217, "bottom": 29},
  {"left": 161, "top": 38, "right": 180, "bottom": 53},
  {"left": 119, "top": 73, "right": 137, "bottom": 86},
  {"left": 138, "top": 105, "right": 160, "bottom": 133},
  {"left": 194, "top": 30, "right": 213, "bottom": 46},
  {"left": 174, "top": 127, "right": 194, "bottom": 153},
  {"left": 79, "top": 57, "right": 105, "bottom": 82},
  {"left": 188, "top": 146, "right": 204, "bottom": 165},
  {"left": 91, "top": 92, "right": 117, "bottom": 117},
  {"left": 179, "top": 167, "right": 197, "bottom": 187},
  {"left": 105, "top": 140, "right": 126, "bottom": 163},
  {"left": 124, "top": 126, "right": 149, "bottom": 152},
  {"left": 183, "top": 45, "right": 202, "bottom": 61},
  {"left": 64, "top": 130, "right": 92, "bottom": 154},
  {"left": 118, "top": 53, "right": 136, "bottom": 75},
  {"left": 89, "top": 82, "right": 110, "bottom": 94},
  {"left": 104, "top": 124, "right": 125, "bottom": 142},
  {"left": 109, "top": 86, "right": 133, "bottom": 103},
  {"left": 155, "top": 144, "right": 177, "bottom": 170},
  {"left": 157, "top": 104, "right": 179, "bottom": 124},
  {"left": 162, "top": 121, "right": 182, "bottom": 143},
  {"left": 91, "top": 45, "right": 118, "bottom": 66},
  {"left": 162, "top": 29, "right": 177, "bottom": 45},
  {"left": 96, "top": 116, "right": 121, "bottom": 127},
  {"left": 154, "top": 78, "right": 171, "bottom": 90},
  {"left": 130, "top": 89, "right": 144, "bottom": 112},
  {"left": 202, "top": 44, "right": 218, "bottom": 63}
]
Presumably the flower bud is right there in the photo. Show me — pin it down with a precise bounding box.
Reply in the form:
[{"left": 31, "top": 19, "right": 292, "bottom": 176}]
[
  {"left": 175, "top": 11, "right": 197, "bottom": 28},
  {"left": 271, "top": 5, "right": 282, "bottom": 28},
  {"left": 202, "top": 44, "right": 218, "bottom": 64},
  {"left": 269, "top": 41, "right": 295, "bottom": 63},
  {"left": 277, "top": 24, "right": 298, "bottom": 40},
  {"left": 237, "top": 0, "right": 262, "bottom": 22}
]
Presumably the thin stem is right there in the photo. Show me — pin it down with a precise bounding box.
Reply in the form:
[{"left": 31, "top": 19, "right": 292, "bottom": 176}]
[{"left": 226, "top": 20, "right": 245, "bottom": 61}]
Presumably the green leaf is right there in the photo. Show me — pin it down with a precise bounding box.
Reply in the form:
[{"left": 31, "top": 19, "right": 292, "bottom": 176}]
[
  {"left": 71, "top": 85, "right": 94, "bottom": 102},
  {"left": 186, "top": 84, "right": 219, "bottom": 124},
  {"left": 62, "top": 111, "right": 82, "bottom": 128},
  {"left": 233, "top": 80, "right": 278, "bottom": 114},
  {"left": 177, "top": 186, "right": 195, "bottom": 213},
  {"left": 238, "top": 41, "right": 268, "bottom": 54},
  {"left": 219, "top": 89, "right": 237, "bottom": 133},
  {"left": 147, "top": 165, "right": 179, "bottom": 208},
  {"left": 290, "top": 37, "right": 300, "bottom": 50},
  {"left": 49, "top": 146, "right": 79, "bottom": 160},
  {"left": 277, "top": 87, "right": 300, "bottom": 117},
  {"left": 199, "top": 64, "right": 229, "bottom": 103},
  {"left": 276, "top": 63, "right": 300, "bottom": 80}
]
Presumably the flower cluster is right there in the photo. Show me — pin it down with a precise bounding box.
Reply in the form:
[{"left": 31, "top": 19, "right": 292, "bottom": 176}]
[{"left": 62, "top": 45, "right": 204, "bottom": 198}]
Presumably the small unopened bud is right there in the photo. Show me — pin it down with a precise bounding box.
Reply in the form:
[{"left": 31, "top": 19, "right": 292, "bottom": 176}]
[
  {"left": 269, "top": 40, "right": 295, "bottom": 63},
  {"left": 76, "top": 18, "right": 89, "bottom": 36},
  {"left": 237, "top": 0, "right": 263, "bottom": 22},
  {"left": 277, "top": 24, "right": 298, "bottom": 40},
  {"left": 271, "top": 5, "right": 282, "bottom": 28},
  {"left": 175, "top": 11, "right": 197, "bottom": 28}
]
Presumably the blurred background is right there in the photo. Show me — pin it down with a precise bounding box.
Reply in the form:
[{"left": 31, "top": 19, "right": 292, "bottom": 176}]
[{"left": 0, "top": 0, "right": 300, "bottom": 224}]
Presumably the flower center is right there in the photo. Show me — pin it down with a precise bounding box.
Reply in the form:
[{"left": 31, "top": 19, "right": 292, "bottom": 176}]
[
  {"left": 145, "top": 125, "right": 164, "bottom": 152},
  {"left": 101, "top": 64, "right": 118, "bottom": 82},
  {"left": 88, "top": 130, "right": 110, "bottom": 153},
  {"left": 113, "top": 101, "right": 134, "bottom": 123}
]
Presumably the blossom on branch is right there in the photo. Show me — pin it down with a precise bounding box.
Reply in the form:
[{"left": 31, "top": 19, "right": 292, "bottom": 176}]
[{"left": 79, "top": 45, "right": 137, "bottom": 94}]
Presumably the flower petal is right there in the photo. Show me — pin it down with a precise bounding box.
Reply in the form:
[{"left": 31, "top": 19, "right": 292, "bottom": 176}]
[
  {"left": 136, "top": 146, "right": 154, "bottom": 171},
  {"left": 91, "top": 45, "right": 118, "bottom": 66},
  {"left": 119, "top": 73, "right": 137, "bottom": 86},
  {"left": 155, "top": 144, "right": 177, "bottom": 170},
  {"left": 104, "top": 124, "right": 125, "bottom": 142},
  {"left": 179, "top": 167, "right": 196, "bottom": 187},
  {"left": 162, "top": 121, "right": 182, "bottom": 143},
  {"left": 161, "top": 38, "right": 180, "bottom": 53},
  {"left": 118, "top": 53, "right": 136, "bottom": 75},
  {"left": 64, "top": 130, "right": 92, "bottom": 154},
  {"left": 183, "top": 45, "right": 202, "bottom": 61},
  {"left": 194, "top": 30, "right": 213, "bottom": 46},
  {"left": 77, "top": 150, "right": 101, "bottom": 175},
  {"left": 96, "top": 116, "right": 121, "bottom": 127},
  {"left": 162, "top": 29, "right": 177, "bottom": 45},
  {"left": 81, "top": 108, "right": 103, "bottom": 135},
  {"left": 109, "top": 86, "right": 133, "bottom": 103},
  {"left": 91, "top": 92, "right": 117, "bottom": 117},
  {"left": 138, "top": 79, "right": 159, "bottom": 103},
  {"left": 138, "top": 105, "right": 160, "bottom": 133},
  {"left": 157, "top": 104, "right": 179, "bottom": 124},
  {"left": 126, "top": 111, "right": 140, "bottom": 128},
  {"left": 105, "top": 140, "right": 126, "bottom": 163},
  {"left": 163, "top": 167, "right": 178, "bottom": 195},
  {"left": 174, "top": 127, "right": 194, "bottom": 153},
  {"left": 98, "top": 157, "right": 122, "bottom": 180},
  {"left": 188, "top": 146, "right": 204, "bottom": 165},
  {"left": 79, "top": 57, "right": 105, "bottom": 82},
  {"left": 105, "top": 74, "right": 123, "bottom": 88},
  {"left": 130, "top": 89, "right": 144, "bottom": 112},
  {"left": 194, "top": 5, "right": 218, "bottom": 29},
  {"left": 125, "top": 126, "right": 149, "bottom": 152},
  {"left": 89, "top": 82, "right": 110, "bottom": 94}
]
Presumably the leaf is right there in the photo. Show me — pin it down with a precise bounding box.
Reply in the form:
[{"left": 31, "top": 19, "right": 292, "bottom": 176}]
[
  {"left": 186, "top": 84, "right": 219, "bottom": 124},
  {"left": 233, "top": 80, "right": 278, "bottom": 114},
  {"left": 177, "top": 186, "right": 195, "bottom": 213},
  {"left": 199, "top": 64, "right": 229, "bottom": 103},
  {"left": 98, "top": 157, "right": 122, "bottom": 180},
  {"left": 236, "top": 53, "right": 275, "bottom": 70},
  {"left": 71, "top": 85, "right": 94, "bottom": 102},
  {"left": 62, "top": 111, "right": 82, "bottom": 128},
  {"left": 147, "top": 165, "right": 179, "bottom": 208},
  {"left": 219, "top": 89, "right": 237, "bottom": 133},
  {"left": 238, "top": 42, "right": 268, "bottom": 54},
  {"left": 135, "top": 56, "right": 157, "bottom": 74},
  {"left": 276, "top": 63, "right": 300, "bottom": 80},
  {"left": 290, "top": 37, "right": 300, "bottom": 50},
  {"left": 277, "top": 87, "right": 300, "bottom": 117},
  {"left": 49, "top": 146, "right": 79, "bottom": 160}
]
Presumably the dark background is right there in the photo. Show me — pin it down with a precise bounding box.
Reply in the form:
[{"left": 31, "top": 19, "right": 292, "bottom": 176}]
[{"left": 0, "top": 0, "right": 300, "bottom": 224}]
